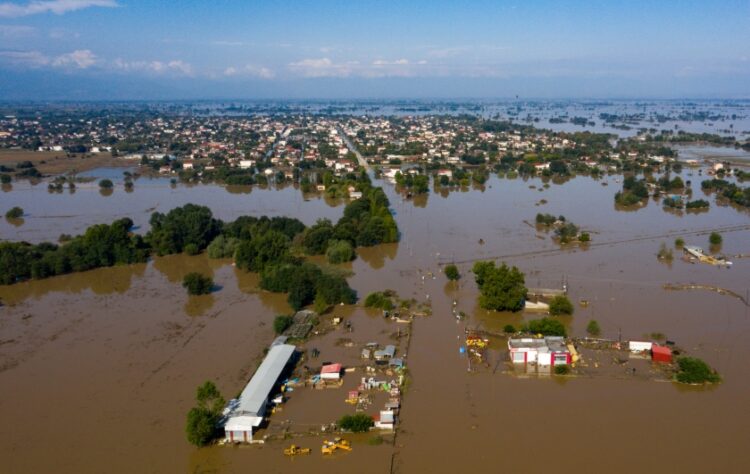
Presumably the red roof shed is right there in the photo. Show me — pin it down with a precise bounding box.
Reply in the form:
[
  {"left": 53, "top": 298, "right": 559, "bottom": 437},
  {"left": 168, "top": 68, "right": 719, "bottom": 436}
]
[{"left": 652, "top": 345, "right": 672, "bottom": 363}]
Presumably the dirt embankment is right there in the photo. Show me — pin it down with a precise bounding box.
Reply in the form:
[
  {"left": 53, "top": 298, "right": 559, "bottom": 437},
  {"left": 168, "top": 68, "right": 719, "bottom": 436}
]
[{"left": 0, "top": 150, "right": 131, "bottom": 175}]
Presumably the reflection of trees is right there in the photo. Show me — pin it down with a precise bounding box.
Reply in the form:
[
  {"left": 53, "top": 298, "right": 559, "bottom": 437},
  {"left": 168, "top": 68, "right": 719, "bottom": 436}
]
[
  {"left": 232, "top": 267, "right": 292, "bottom": 314},
  {"left": 0, "top": 263, "right": 147, "bottom": 304},
  {"left": 412, "top": 193, "right": 428, "bottom": 208},
  {"left": 152, "top": 254, "right": 216, "bottom": 284},
  {"left": 357, "top": 243, "right": 398, "bottom": 270},
  {"left": 225, "top": 185, "right": 252, "bottom": 195},
  {"left": 99, "top": 188, "right": 114, "bottom": 197},
  {"left": 7, "top": 217, "right": 24, "bottom": 227},
  {"left": 1, "top": 183, "right": 11, "bottom": 192},
  {"left": 185, "top": 294, "right": 216, "bottom": 317}
]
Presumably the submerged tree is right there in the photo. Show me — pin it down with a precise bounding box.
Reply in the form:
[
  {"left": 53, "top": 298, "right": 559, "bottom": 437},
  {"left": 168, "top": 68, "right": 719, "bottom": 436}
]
[{"left": 186, "top": 381, "right": 225, "bottom": 447}]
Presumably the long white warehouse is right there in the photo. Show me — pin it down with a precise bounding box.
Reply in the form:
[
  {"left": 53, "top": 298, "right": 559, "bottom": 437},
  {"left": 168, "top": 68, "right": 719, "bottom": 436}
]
[{"left": 223, "top": 343, "right": 296, "bottom": 443}]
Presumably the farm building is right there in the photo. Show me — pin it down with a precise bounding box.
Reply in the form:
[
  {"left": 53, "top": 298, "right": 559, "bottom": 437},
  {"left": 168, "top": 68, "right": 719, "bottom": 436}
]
[
  {"left": 320, "top": 363, "right": 342, "bottom": 380},
  {"left": 223, "top": 343, "right": 296, "bottom": 443},
  {"left": 508, "top": 337, "right": 571, "bottom": 366},
  {"left": 651, "top": 345, "right": 672, "bottom": 363}
]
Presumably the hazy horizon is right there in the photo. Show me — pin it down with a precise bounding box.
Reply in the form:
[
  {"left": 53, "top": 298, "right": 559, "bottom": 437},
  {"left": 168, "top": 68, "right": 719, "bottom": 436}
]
[{"left": 1, "top": 0, "right": 749, "bottom": 100}]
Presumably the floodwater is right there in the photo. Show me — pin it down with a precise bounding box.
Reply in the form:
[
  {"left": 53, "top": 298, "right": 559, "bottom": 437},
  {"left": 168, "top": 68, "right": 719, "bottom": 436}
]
[{"left": 1, "top": 163, "right": 750, "bottom": 473}]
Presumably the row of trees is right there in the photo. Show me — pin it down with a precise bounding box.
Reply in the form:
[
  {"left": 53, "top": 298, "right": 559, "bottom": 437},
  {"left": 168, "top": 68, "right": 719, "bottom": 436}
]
[{"left": 472, "top": 261, "right": 527, "bottom": 312}]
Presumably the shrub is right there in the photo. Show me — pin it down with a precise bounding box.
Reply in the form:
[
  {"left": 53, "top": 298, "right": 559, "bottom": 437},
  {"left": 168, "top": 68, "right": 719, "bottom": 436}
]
[
  {"left": 206, "top": 235, "right": 238, "bottom": 259},
  {"left": 535, "top": 213, "right": 557, "bottom": 226},
  {"left": 523, "top": 317, "right": 566, "bottom": 337},
  {"left": 586, "top": 320, "right": 601, "bottom": 336},
  {"left": 0, "top": 174, "right": 11, "bottom": 184},
  {"left": 657, "top": 242, "right": 673, "bottom": 261},
  {"left": 99, "top": 179, "right": 114, "bottom": 189},
  {"left": 5, "top": 206, "right": 23, "bottom": 219},
  {"left": 444, "top": 264, "right": 460, "bottom": 280},
  {"left": 554, "top": 365, "right": 570, "bottom": 375},
  {"left": 675, "top": 357, "right": 721, "bottom": 384},
  {"left": 364, "top": 291, "right": 394, "bottom": 311},
  {"left": 338, "top": 413, "right": 374, "bottom": 433},
  {"left": 326, "top": 239, "right": 355, "bottom": 264},
  {"left": 579, "top": 232, "right": 590, "bottom": 243},
  {"left": 185, "top": 381, "right": 225, "bottom": 446},
  {"left": 503, "top": 324, "right": 516, "bottom": 334},
  {"left": 709, "top": 232, "right": 722, "bottom": 245},
  {"left": 273, "top": 315, "right": 294, "bottom": 334},
  {"left": 548, "top": 295, "right": 574, "bottom": 316},
  {"left": 184, "top": 243, "right": 200, "bottom": 255},
  {"left": 182, "top": 272, "right": 213, "bottom": 295},
  {"left": 674, "top": 237, "right": 685, "bottom": 248}
]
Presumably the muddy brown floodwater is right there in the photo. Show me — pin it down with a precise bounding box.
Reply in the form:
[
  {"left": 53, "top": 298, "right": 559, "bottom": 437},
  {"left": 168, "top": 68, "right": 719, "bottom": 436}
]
[{"left": 1, "top": 167, "right": 749, "bottom": 473}]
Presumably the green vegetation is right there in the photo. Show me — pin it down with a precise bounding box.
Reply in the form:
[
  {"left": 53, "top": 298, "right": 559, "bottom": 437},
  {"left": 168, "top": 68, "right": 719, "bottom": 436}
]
[
  {"left": 535, "top": 213, "right": 558, "bottom": 226},
  {"left": 5, "top": 206, "right": 23, "bottom": 219},
  {"left": 675, "top": 357, "right": 721, "bottom": 385},
  {"left": 183, "top": 243, "right": 200, "bottom": 255},
  {"left": 472, "top": 261, "right": 527, "bottom": 312},
  {"left": 0, "top": 174, "right": 11, "bottom": 184},
  {"left": 273, "top": 315, "right": 294, "bottom": 334},
  {"left": 548, "top": 295, "right": 574, "bottom": 316},
  {"left": 685, "top": 199, "right": 709, "bottom": 209},
  {"left": 554, "top": 222, "right": 580, "bottom": 244},
  {"left": 615, "top": 176, "right": 649, "bottom": 206},
  {"left": 0, "top": 217, "right": 148, "bottom": 285},
  {"left": 98, "top": 178, "right": 113, "bottom": 189},
  {"left": 338, "top": 413, "right": 374, "bottom": 433},
  {"left": 522, "top": 317, "right": 566, "bottom": 337},
  {"left": 326, "top": 239, "right": 355, "bottom": 264},
  {"left": 503, "top": 324, "right": 516, "bottom": 334},
  {"left": 578, "top": 232, "right": 590, "bottom": 242},
  {"left": 554, "top": 365, "right": 570, "bottom": 375},
  {"left": 701, "top": 179, "right": 750, "bottom": 208},
  {"left": 182, "top": 272, "right": 213, "bottom": 295},
  {"left": 586, "top": 320, "right": 601, "bottom": 337},
  {"left": 675, "top": 237, "right": 685, "bottom": 248},
  {"left": 206, "top": 235, "right": 239, "bottom": 259},
  {"left": 395, "top": 172, "right": 429, "bottom": 194},
  {"left": 185, "top": 381, "right": 225, "bottom": 447},
  {"left": 260, "top": 262, "right": 357, "bottom": 311},
  {"left": 444, "top": 264, "right": 460, "bottom": 280},
  {"left": 364, "top": 291, "right": 395, "bottom": 311},
  {"left": 709, "top": 232, "right": 722, "bottom": 245},
  {"left": 147, "top": 204, "right": 222, "bottom": 256}
]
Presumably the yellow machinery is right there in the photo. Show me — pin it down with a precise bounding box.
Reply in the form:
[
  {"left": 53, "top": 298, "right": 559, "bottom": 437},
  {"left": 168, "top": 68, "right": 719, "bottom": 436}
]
[
  {"left": 284, "top": 445, "right": 311, "bottom": 456},
  {"left": 466, "top": 335, "right": 488, "bottom": 349},
  {"left": 321, "top": 438, "right": 352, "bottom": 454}
]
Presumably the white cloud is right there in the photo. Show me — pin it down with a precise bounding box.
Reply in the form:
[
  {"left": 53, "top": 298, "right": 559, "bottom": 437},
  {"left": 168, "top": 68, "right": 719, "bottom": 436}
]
[
  {"left": 224, "top": 64, "right": 275, "bottom": 79},
  {"left": 287, "top": 57, "right": 359, "bottom": 78},
  {"left": 0, "top": 0, "right": 118, "bottom": 18},
  {"left": 112, "top": 57, "right": 194, "bottom": 76},
  {"left": 52, "top": 48, "right": 95, "bottom": 68},
  {"left": 0, "top": 49, "right": 49, "bottom": 66},
  {"left": 0, "top": 24, "right": 35, "bottom": 37},
  {"left": 373, "top": 58, "right": 409, "bottom": 66}
]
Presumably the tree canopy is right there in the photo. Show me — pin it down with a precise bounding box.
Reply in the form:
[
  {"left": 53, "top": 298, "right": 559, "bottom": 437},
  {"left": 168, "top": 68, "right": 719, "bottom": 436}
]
[{"left": 472, "top": 261, "right": 527, "bottom": 312}]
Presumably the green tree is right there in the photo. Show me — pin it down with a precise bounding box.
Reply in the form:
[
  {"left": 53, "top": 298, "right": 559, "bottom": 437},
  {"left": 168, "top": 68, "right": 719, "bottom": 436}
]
[
  {"left": 5, "top": 206, "right": 23, "bottom": 219},
  {"left": 472, "top": 261, "right": 527, "bottom": 312},
  {"left": 444, "top": 264, "right": 460, "bottom": 281},
  {"left": 338, "top": 413, "right": 374, "bottom": 432},
  {"left": 147, "top": 204, "right": 222, "bottom": 256},
  {"left": 273, "top": 315, "right": 294, "bottom": 334},
  {"left": 709, "top": 232, "right": 722, "bottom": 245},
  {"left": 182, "top": 272, "right": 213, "bottom": 295},
  {"left": 549, "top": 295, "right": 574, "bottom": 316},
  {"left": 326, "top": 239, "right": 355, "bottom": 264},
  {"left": 98, "top": 179, "right": 114, "bottom": 189},
  {"left": 586, "top": 320, "right": 601, "bottom": 336},
  {"left": 523, "top": 317, "right": 566, "bottom": 337},
  {"left": 186, "top": 381, "right": 225, "bottom": 447}
]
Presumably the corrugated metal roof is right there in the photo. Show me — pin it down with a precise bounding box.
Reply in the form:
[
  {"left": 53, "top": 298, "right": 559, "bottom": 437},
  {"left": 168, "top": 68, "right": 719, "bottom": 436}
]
[{"left": 234, "top": 344, "right": 295, "bottom": 417}]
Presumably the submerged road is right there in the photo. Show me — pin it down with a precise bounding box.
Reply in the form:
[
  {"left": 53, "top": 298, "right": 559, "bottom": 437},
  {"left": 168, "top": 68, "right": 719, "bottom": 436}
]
[{"left": 337, "top": 126, "right": 371, "bottom": 172}]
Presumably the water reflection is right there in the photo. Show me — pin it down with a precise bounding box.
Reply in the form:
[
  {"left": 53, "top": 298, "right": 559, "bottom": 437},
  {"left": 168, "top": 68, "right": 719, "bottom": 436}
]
[
  {"left": 184, "top": 294, "right": 216, "bottom": 317},
  {"left": 0, "top": 263, "right": 147, "bottom": 305},
  {"left": 152, "top": 254, "right": 222, "bottom": 284},
  {"left": 6, "top": 217, "right": 24, "bottom": 227},
  {"left": 357, "top": 243, "right": 398, "bottom": 270}
]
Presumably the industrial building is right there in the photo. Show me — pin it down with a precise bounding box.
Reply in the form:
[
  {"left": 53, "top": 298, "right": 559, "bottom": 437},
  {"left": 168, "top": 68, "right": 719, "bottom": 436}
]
[
  {"left": 508, "top": 337, "right": 571, "bottom": 366},
  {"left": 223, "top": 343, "right": 296, "bottom": 443}
]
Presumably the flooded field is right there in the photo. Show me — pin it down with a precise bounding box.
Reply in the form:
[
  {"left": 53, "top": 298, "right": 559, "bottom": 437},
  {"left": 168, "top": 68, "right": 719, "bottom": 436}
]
[{"left": 1, "top": 164, "right": 749, "bottom": 473}]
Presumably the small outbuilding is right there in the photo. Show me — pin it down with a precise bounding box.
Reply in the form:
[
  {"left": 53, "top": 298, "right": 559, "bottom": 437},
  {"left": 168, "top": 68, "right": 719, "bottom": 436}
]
[
  {"left": 651, "top": 345, "right": 672, "bottom": 363},
  {"left": 320, "top": 363, "right": 342, "bottom": 380}
]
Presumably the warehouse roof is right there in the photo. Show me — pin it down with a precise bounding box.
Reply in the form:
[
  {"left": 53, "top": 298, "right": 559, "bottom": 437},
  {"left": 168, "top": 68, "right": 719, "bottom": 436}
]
[{"left": 234, "top": 344, "right": 295, "bottom": 417}]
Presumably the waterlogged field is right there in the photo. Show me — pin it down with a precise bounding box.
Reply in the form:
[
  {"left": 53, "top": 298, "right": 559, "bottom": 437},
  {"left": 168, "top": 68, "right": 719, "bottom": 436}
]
[{"left": 1, "top": 165, "right": 749, "bottom": 473}]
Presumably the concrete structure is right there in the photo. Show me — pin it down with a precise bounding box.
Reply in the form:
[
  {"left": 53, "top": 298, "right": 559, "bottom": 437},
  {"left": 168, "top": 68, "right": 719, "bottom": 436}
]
[
  {"left": 223, "top": 344, "right": 296, "bottom": 443},
  {"left": 508, "top": 337, "right": 571, "bottom": 366}
]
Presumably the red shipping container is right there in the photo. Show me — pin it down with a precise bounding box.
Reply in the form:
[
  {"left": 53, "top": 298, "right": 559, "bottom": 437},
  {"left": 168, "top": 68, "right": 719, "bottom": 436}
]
[{"left": 652, "top": 345, "right": 672, "bottom": 363}]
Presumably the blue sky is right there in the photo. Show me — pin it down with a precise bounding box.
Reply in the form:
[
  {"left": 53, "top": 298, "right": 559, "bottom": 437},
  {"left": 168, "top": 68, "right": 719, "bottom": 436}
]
[{"left": 0, "top": 0, "right": 748, "bottom": 99}]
